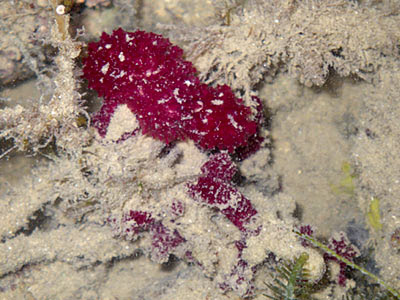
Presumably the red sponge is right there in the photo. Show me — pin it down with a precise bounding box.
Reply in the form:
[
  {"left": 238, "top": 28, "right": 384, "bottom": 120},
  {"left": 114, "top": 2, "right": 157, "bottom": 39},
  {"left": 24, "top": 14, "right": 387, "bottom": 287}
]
[{"left": 83, "top": 28, "right": 259, "bottom": 152}]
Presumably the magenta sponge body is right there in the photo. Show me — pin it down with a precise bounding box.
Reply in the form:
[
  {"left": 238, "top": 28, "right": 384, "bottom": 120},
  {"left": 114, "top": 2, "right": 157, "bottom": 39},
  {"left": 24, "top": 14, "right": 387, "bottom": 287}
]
[{"left": 83, "top": 28, "right": 259, "bottom": 152}]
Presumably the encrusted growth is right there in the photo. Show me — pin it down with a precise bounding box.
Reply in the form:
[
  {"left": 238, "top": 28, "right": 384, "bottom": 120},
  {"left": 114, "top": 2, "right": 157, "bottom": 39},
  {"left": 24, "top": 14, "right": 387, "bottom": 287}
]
[{"left": 166, "top": 0, "right": 400, "bottom": 98}]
